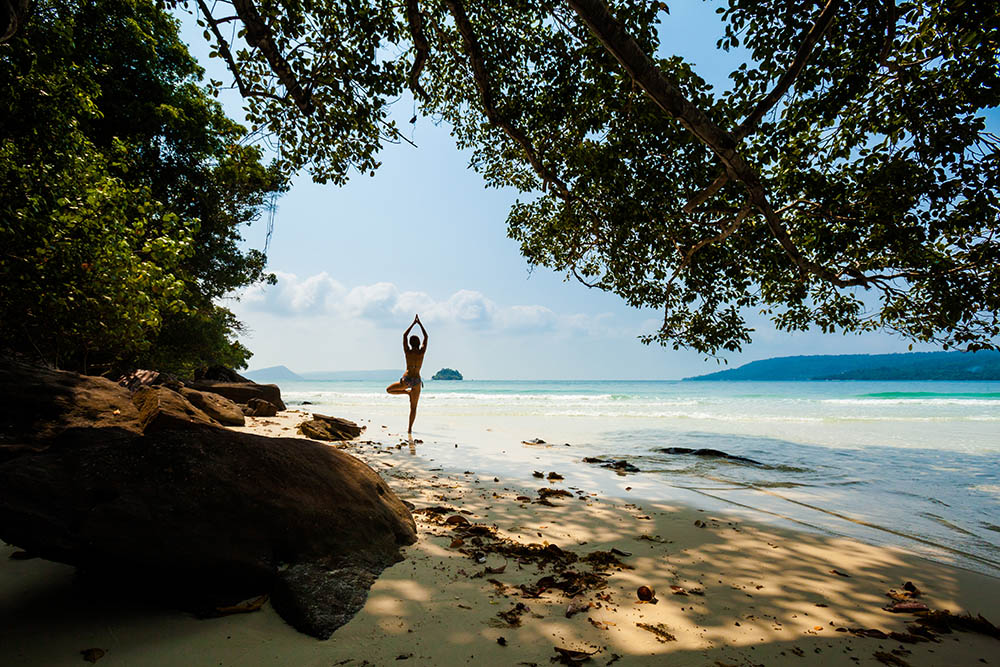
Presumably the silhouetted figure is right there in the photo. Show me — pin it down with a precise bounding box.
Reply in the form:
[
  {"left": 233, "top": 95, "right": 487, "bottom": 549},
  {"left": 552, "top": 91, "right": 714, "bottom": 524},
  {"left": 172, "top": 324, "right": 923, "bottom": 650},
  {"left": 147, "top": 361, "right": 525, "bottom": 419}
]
[{"left": 385, "top": 314, "right": 428, "bottom": 434}]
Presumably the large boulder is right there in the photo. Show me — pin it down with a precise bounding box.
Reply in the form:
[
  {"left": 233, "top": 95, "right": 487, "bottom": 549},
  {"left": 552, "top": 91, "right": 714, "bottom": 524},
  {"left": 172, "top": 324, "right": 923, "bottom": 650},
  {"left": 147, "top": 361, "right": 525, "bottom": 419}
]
[
  {"left": 132, "top": 385, "right": 219, "bottom": 432},
  {"left": 0, "top": 425, "right": 417, "bottom": 638},
  {"left": 0, "top": 358, "right": 141, "bottom": 453},
  {"left": 187, "top": 380, "right": 286, "bottom": 411},
  {"left": 0, "top": 359, "right": 416, "bottom": 638},
  {"left": 179, "top": 387, "right": 245, "bottom": 426}
]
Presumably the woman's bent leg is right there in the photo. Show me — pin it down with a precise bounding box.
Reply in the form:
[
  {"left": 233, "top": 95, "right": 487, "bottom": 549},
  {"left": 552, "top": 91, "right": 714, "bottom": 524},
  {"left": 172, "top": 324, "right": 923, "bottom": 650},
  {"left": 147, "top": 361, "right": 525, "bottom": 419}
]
[{"left": 386, "top": 381, "right": 409, "bottom": 395}]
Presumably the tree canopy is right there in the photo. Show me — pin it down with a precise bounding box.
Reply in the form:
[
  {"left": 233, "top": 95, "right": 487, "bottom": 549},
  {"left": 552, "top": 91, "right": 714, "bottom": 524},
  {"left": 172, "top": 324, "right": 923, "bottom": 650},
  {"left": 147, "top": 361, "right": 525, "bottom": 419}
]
[
  {"left": 6, "top": 0, "right": 999, "bottom": 357},
  {"left": 0, "top": 0, "right": 285, "bottom": 375}
]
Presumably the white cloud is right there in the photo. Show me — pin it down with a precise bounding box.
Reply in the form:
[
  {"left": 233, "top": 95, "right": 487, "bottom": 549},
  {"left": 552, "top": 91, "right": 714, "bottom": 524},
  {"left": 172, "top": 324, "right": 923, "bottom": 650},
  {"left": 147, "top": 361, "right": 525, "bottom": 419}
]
[
  {"left": 241, "top": 271, "right": 346, "bottom": 315},
  {"left": 235, "top": 272, "right": 623, "bottom": 337}
]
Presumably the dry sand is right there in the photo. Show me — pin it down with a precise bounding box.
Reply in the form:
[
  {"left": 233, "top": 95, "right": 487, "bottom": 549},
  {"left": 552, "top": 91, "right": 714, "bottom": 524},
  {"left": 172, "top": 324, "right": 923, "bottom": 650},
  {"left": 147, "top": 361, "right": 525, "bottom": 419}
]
[{"left": 2, "top": 409, "right": 998, "bottom": 666}]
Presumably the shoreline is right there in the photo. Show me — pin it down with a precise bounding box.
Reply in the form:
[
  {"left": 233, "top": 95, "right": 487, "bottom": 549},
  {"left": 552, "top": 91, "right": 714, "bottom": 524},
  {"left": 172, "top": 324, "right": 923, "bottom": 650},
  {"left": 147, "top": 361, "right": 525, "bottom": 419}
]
[
  {"left": 2, "top": 408, "right": 999, "bottom": 665},
  {"left": 282, "top": 390, "right": 1000, "bottom": 581}
]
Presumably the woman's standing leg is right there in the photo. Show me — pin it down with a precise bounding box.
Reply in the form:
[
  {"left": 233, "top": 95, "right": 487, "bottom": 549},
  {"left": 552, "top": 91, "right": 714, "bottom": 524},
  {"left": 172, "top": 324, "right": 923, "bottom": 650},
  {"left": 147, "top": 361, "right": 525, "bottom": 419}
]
[{"left": 407, "top": 385, "right": 421, "bottom": 433}]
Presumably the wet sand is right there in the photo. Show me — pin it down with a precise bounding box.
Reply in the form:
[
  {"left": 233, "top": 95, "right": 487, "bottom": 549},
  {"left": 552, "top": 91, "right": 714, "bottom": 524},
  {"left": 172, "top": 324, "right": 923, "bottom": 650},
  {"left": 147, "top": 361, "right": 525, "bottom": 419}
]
[{"left": 1, "top": 409, "right": 998, "bottom": 665}]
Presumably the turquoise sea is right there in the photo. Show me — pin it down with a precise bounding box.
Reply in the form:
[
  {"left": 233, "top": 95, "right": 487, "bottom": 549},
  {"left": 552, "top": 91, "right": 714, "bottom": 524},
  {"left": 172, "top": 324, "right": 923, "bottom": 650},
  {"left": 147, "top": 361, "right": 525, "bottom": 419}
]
[{"left": 281, "top": 379, "right": 1000, "bottom": 577}]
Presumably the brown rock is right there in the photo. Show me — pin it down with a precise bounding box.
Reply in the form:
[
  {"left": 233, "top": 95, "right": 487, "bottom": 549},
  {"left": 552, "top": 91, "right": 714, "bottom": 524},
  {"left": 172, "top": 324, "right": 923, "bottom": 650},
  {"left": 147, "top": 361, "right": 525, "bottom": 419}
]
[
  {"left": 187, "top": 380, "right": 286, "bottom": 411},
  {"left": 0, "top": 425, "right": 416, "bottom": 638},
  {"left": 179, "top": 387, "right": 245, "bottom": 426},
  {"left": 132, "top": 386, "right": 218, "bottom": 432},
  {"left": 297, "top": 414, "right": 362, "bottom": 441},
  {"left": 243, "top": 398, "right": 278, "bottom": 418},
  {"left": 0, "top": 358, "right": 141, "bottom": 454}
]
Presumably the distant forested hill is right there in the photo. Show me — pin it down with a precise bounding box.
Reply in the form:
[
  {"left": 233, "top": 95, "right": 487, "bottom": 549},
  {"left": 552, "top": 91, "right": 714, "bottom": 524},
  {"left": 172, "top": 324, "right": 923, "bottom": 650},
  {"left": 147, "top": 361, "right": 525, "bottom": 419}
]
[{"left": 684, "top": 351, "right": 1000, "bottom": 381}]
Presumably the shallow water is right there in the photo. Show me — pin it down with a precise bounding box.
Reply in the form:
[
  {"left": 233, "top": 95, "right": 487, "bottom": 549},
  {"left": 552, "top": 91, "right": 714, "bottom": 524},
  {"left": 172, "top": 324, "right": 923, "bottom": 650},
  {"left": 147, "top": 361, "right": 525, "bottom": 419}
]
[{"left": 282, "top": 379, "right": 1000, "bottom": 576}]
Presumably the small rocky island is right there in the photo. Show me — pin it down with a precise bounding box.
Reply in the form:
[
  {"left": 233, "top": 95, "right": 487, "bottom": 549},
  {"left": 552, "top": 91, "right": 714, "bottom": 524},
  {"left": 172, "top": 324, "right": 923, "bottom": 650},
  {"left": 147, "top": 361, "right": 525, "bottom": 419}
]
[{"left": 431, "top": 368, "right": 463, "bottom": 381}]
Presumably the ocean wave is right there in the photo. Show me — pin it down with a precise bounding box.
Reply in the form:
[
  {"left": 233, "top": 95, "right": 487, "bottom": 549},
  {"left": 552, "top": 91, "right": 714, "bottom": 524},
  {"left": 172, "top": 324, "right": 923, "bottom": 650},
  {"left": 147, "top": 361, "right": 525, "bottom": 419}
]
[
  {"left": 860, "top": 391, "right": 1000, "bottom": 399},
  {"left": 823, "top": 397, "right": 1000, "bottom": 406}
]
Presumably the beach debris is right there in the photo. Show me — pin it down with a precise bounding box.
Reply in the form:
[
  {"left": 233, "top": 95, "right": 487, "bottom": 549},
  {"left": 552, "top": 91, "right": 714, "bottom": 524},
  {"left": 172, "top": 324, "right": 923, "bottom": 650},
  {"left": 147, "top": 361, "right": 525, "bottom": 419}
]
[
  {"left": 582, "top": 550, "right": 632, "bottom": 570},
  {"left": 588, "top": 617, "right": 612, "bottom": 630},
  {"left": 520, "top": 570, "right": 608, "bottom": 598},
  {"left": 582, "top": 457, "right": 605, "bottom": 464},
  {"left": 636, "top": 585, "right": 656, "bottom": 602},
  {"left": 412, "top": 505, "right": 459, "bottom": 517},
  {"left": 885, "top": 600, "right": 930, "bottom": 613},
  {"left": 887, "top": 581, "right": 923, "bottom": 602},
  {"left": 497, "top": 602, "right": 530, "bottom": 626},
  {"left": 610, "top": 548, "right": 631, "bottom": 557},
  {"left": 212, "top": 594, "right": 269, "bottom": 616},
  {"left": 911, "top": 610, "right": 1000, "bottom": 638},
  {"left": 485, "top": 562, "right": 507, "bottom": 574},
  {"left": 533, "top": 471, "right": 545, "bottom": 478},
  {"left": 605, "top": 655, "right": 622, "bottom": 666},
  {"left": 80, "top": 648, "right": 106, "bottom": 663},
  {"left": 395, "top": 653, "right": 414, "bottom": 660},
  {"left": 873, "top": 651, "right": 912, "bottom": 667},
  {"left": 497, "top": 636, "right": 507, "bottom": 646},
  {"left": 522, "top": 438, "right": 547, "bottom": 445},
  {"left": 450, "top": 538, "right": 465, "bottom": 548},
  {"left": 694, "top": 519, "right": 707, "bottom": 528},
  {"left": 547, "top": 472, "right": 565, "bottom": 480},
  {"left": 668, "top": 584, "right": 704, "bottom": 597},
  {"left": 654, "top": 447, "right": 762, "bottom": 466},
  {"left": 516, "top": 495, "right": 532, "bottom": 502},
  {"left": 601, "top": 460, "right": 640, "bottom": 473},
  {"left": 637, "top": 534, "right": 668, "bottom": 543},
  {"left": 552, "top": 646, "right": 598, "bottom": 664},
  {"left": 538, "top": 488, "right": 573, "bottom": 500},
  {"left": 566, "top": 599, "right": 592, "bottom": 617},
  {"left": 445, "top": 514, "right": 471, "bottom": 526},
  {"left": 829, "top": 568, "right": 851, "bottom": 577},
  {"left": 636, "top": 622, "right": 676, "bottom": 642}
]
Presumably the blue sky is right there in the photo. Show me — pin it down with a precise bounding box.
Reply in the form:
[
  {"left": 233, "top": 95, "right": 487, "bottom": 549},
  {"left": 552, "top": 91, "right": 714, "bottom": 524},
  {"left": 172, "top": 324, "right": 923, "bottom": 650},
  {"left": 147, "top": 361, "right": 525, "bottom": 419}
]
[{"left": 177, "top": 3, "right": 941, "bottom": 380}]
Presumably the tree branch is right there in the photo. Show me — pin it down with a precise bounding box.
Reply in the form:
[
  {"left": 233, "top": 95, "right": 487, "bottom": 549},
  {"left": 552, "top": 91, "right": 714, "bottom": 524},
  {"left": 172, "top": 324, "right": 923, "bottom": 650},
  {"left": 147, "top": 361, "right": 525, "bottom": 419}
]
[
  {"left": 666, "top": 202, "right": 752, "bottom": 291},
  {"left": 878, "top": 0, "right": 896, "bottom": 68},
  {"left": 1, "top": 0, "right": 29, "bottom": 43},
  {"left": 231, "top": 0, "right": 314, "bottom": 115},
  {"left": 566, "top": 0, "right": 863, "bottom": 288},
  {"left": 196, "top": 0, "right": 251, "bottom": 98},
  {"left": 734, "top": 0, "right": 843, "bottom": 140},
  {"left": 405, "top": 0, "right": 431, "bottom": 100},
  {"left": 683, "top": 171, "right": 729, "bottom": 213},
  {"left": 443, "top": 0, "right": 572, "bottom": 200}
]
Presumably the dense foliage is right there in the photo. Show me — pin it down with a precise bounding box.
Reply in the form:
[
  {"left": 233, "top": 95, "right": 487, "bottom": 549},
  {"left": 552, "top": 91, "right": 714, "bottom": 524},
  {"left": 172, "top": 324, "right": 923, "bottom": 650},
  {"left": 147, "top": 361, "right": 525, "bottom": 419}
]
[
  {"left": 4, "top": 1, "right": 998, "bottom": 358},
  {"left": 0, "top": 0, "right": 285, "bottom": 375},
  {"left": 164, "top": 0, "right": 998, "bottom": 355}
]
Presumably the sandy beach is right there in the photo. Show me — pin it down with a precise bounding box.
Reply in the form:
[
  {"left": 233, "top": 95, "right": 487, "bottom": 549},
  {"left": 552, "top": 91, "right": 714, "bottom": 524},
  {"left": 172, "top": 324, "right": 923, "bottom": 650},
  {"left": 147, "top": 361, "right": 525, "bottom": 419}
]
[{"left": 2, "top": 408, "right": 998, "bottom": 666}]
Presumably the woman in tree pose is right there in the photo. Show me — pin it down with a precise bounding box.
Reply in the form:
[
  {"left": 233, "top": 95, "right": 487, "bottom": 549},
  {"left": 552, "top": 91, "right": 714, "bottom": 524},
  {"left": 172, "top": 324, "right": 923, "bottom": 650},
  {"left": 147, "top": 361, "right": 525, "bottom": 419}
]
[{"left": 386, "top": 314, "right": 428, "bottom": 434}]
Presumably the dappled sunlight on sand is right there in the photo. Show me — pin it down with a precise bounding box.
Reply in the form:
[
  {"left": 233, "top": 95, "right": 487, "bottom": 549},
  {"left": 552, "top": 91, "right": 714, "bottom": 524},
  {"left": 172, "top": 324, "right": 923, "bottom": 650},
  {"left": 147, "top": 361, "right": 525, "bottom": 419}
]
[{"left": 3, "top": 410, "right": 998, "bottom": 666}]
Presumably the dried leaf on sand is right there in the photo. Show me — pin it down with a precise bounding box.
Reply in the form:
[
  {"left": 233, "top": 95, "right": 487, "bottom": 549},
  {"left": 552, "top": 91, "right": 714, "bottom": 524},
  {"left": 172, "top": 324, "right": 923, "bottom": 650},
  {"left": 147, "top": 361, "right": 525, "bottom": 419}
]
[{"left": 636, "top": 622, "right": 676, "bottom": 642}]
